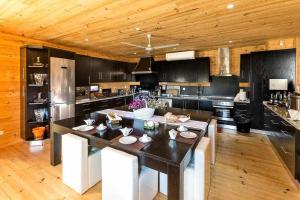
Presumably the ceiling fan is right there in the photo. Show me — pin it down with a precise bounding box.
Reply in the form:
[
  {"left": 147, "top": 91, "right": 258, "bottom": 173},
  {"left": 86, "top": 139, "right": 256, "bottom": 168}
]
[{"left": 121, "top": 33, "right": 179, "bottom": 55}]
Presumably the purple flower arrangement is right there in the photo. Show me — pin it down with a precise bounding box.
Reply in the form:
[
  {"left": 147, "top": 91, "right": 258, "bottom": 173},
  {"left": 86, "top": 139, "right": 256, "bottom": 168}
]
[
  {"left": 129, "top": 95, "right": 161, "bottom": 110},
  {"left": 128, "top": 97, "right": 146, "bottom": 110}
]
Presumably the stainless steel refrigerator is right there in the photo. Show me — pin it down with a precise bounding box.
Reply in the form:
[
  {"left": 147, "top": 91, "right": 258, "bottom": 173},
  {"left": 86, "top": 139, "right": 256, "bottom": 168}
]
[{"left": 50, "top": 57, "right": 75, "bottom": 122}]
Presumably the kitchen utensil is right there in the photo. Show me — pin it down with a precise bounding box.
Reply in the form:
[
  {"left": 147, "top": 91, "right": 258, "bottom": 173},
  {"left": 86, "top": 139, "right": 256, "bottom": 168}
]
[
  {"left": 84, "top": 119, "right": 95, "bottom": 126},
  {"left": 120, "top": 127, "right": 133, "bottom": 136},
  {"left": 139, "top": 134, "right": 152, "bottom": 143},
  {"left": 169, "top": 129, "right": 178, "bottom": 140},
  {"left": 97, "top": 123, "right": 107, "bottom": 131},
  {"left": 177, "top": 125, "right": 187, "bottom": 132}
]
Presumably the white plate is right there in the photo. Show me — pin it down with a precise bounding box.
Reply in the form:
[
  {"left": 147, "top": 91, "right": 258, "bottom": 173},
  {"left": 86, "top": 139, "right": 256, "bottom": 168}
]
[
  {"left": 96, "top": 126, "right": 107, "bottom": 131},
  {"left": 119, "top": 136, "right": 137, "bottom": 145},
  {"left": 72, "top": 125, "right": 94, "bottom": 132},
  {"left": 139, "top": 136, "right": 152, "bottom": 143},
  {"left": 180, "top": 131, "right": 197, "bottom": 139},
  {"left": 177, "top": 127, "right": 188, "bottom": 132}
]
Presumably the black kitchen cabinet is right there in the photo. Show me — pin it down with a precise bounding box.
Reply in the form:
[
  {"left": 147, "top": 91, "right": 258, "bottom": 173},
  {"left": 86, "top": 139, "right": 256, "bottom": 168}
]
[
  {"left": 172, "top": 99, "right": 184, "bottom": 109},
  {"left": 199, "top": 100, "right": 213, "bottom": 111},
  {"left": 249, "top": 49, "right": 296, "bottom": 129},
  {"left": 75, "top": 54, "right": 91, "bottom": 86},
  {"left": 154, "top": 61, "right": 170, "bottom": 82},
  {"left": 153, "top": 58, "right": 210, "bottom": 83},
  {"left": 184, "top": 99, "right": 199, "bottom": 110},
  {"left": 196, "top": 58, "right": 210, "bottom": 82},
  {"left": 75, "top": 96, "right": 132, "bottom": 116},
  {"left": 263, "top": 106, "right": 298, "bottom": 178},
  {"left": 233, "top": 102, "right": 249, "bottom": 116},
  {"left": 239, "top": 54, "right": 251, "bottom": 82},
  {"left": 89, "top": 57, "right": 101, "bottom": 83}
]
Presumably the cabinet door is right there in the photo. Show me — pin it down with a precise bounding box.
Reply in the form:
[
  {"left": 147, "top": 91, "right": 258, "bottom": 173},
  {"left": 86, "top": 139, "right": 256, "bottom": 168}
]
[
  {"left": 153, "top": 61, "right": 168, "bottom": 82},
  {"left": 172, "top": 99, "right": 184, "bottom": 109},
  {"left": 112, "top": 97, "right": 125, "bottom": 107},
  {"left": 240, "top": 54, "right": 251, "bottom": 82},
  {"left": 196, "top": 57, "right": 210, "bottom": 82},
  {"left": 90, "top": 57, "right": 102, "bottom": 83},
  {"left": 75, "top": 54, "right": 91, "bottom": 86},
  {"left": 199, "top": 100, "right": 213, "bottom": 111},
  {"left": 93, "top": 99, "right": 110, "bottom": 111},
  {"left": 184, "top": 100, "right": 199, "bottom": 109},
  {"left": 75, "top": 102, "right": 92, "bottom": 116}
]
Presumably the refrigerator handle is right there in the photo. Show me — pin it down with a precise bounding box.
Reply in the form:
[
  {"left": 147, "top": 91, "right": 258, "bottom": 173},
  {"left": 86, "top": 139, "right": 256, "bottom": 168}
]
[{"left": 88, "top": 76, "right": 91, "bottom": 85}]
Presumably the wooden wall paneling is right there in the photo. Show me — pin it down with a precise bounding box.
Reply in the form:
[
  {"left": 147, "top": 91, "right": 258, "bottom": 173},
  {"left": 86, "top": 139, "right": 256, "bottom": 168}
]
[
  {"left": 296, "top": 36, "right": 300, "bottom": 86},
  {"left": 0, "top": 32, "right": 137, "bottom": 148},
  {"left": 0, "top": 1, "right": 300, "bottom": 57}
]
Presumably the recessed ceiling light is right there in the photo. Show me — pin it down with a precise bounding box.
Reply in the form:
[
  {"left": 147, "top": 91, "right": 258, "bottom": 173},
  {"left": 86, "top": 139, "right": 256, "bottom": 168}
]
[
  {"left": 228, "top": 40, "right": 233, "bottom": 43},
  {"left": 133, "top": 52, "right": 137, "bottom": 54},
  {"left": 84, "top": 38, "right": 89, "bottom": 42},
  {"left": 227, "top": 3, "right": 234, "bottom": 9},
  {"left": 173, "top": 47, "right": 177, "bottom": 50},
  {"left": 135, "top": 27, "right": 140, "bottom": 31}
]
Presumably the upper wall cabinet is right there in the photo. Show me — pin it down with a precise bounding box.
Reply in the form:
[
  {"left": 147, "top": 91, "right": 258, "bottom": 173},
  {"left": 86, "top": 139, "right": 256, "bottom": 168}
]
[
  {"left": 75, "top": 54, "right": 91, "bottom": 86},
  {"left": 75, "top": 55, "right": 135, "bottom": 86},
  {"left": 239, "top": 54, "right": 251, "bottom": 82},
  {"left": 153, "top": 57, "right": 210, "bottom": 82}
]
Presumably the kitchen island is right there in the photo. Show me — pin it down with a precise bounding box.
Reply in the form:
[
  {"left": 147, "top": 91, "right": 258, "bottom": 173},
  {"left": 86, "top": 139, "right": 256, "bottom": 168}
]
[{"left": 50, "top": 106, "right": 213, "bottom": 200}]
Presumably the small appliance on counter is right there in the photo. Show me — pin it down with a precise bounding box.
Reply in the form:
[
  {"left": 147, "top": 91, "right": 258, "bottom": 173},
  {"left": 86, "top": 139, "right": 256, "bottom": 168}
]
[
  {"left": 75, "top": 86, "right": 90, "bottom": 100},
  {"left": 234, "top": 89, "right": 247, "bottom": 102}
]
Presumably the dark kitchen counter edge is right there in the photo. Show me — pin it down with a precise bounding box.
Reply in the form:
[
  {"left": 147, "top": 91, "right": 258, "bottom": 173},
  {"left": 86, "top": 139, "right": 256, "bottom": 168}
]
[
  {"left": 76, "top": 94, "right": 135, "bottom": 105},
  {"left": 155, "top": 95, "right": 234, "bottom": 101},
  {"left": 263, "top": 101, "right": 300, "bottom": 130}
]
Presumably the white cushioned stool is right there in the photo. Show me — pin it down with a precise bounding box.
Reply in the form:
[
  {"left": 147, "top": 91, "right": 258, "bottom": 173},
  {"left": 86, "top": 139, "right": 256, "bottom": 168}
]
[
  {"left": 208, "top": 119, "right": 217, "bottom": 165},
  {"left": 62, "top": 133, "right": 102, "bottom": 194},
  {"left": 184, "top": 137, "right": 211, "bottom": 200},
  {"left": 159, "top": 137, "right": 211, "bottom": 200},
  {"left": 102, "top": 147, "right": 158, "bottom": 200}
]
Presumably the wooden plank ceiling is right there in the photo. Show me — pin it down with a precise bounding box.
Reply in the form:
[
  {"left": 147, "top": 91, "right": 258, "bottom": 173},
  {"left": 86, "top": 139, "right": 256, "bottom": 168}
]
[{"left": 0, "top": 0, "right": 300, "bottom": 57}]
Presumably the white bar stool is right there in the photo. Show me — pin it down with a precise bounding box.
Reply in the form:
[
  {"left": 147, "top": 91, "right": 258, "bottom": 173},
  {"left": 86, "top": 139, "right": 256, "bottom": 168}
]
[
  {"left": 62, "top": 133, "right": 102, "bottom": 194},
  {"left": 102, "top": 147, "right": 158, "bottom": 200},
  {"left": 159, "top": 137, "right": 211, "bottom": 200},
  {"left": 208, "top": 119, "right": 217, "bottom": 165}
]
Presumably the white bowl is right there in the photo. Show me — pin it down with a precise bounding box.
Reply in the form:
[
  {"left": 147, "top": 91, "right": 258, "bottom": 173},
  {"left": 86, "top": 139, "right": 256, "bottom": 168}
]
[{"left": 133, "top": 108, "right": 155, "bottom": 120}]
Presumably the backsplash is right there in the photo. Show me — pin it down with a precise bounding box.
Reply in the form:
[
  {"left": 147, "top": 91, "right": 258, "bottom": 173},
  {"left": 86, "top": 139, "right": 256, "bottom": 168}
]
[{"left": 179, "top": 76, "right": 240, "bottom": 97}]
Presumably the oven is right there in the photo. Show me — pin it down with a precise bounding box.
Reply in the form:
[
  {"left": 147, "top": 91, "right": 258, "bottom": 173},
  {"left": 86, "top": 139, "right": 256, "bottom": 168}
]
[{"left": 212, "top": 100, "right": 234, "bottom": 122}]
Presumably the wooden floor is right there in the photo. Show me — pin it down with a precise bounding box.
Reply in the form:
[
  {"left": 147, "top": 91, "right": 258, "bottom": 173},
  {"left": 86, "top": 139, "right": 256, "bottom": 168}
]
[{"left": 0, "top": 130, "right": 299, "bottom": 200}]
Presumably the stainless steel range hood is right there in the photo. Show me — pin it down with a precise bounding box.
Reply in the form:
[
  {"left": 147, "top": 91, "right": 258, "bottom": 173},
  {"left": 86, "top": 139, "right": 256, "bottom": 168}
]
[
  {"left": 132, "top": 57, "right": 157, "bottom": 74},
  {"left": 216, "top": 47, "right": 232, "bottom": 76}
]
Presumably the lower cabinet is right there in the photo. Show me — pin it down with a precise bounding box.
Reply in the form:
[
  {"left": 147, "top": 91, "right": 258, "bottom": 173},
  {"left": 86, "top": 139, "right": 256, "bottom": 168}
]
[
  {"left": 172, "top": 99, "right": 184, "bottom": 109},
  {"left": 75, "top": 96, "right": 130, "bottom": 116},
  {"left": 264, "top": 106, "right": 297, "bottom": 178},
  {"left": 171, "top": 99, "right": 213, "bottom": 111}
]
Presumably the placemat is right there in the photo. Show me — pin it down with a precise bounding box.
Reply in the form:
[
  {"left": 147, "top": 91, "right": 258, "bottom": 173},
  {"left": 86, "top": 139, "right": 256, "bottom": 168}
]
[{"left": 111, "top": 135, "right": 147, "bottom": 152}]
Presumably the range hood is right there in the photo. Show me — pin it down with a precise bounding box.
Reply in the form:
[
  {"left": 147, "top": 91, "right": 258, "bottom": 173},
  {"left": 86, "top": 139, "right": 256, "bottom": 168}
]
[
  {"left": 132, "top": 57, "right": 157, "bottom": 74},
  {"left": 216, "top": 47, "right": 232, "bottom": 76}
]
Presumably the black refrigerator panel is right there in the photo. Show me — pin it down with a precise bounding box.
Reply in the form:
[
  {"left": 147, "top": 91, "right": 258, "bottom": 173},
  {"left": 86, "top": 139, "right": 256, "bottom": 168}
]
[
  {"left": 261, "top": 49, "right": 295, "bottom": 100},
  {"left": 249, "top": 101, "right": 264, "bottom": 129},
  {"left": 250, "top": 51, "right": 265, "bottom": 102},
  {"left": 249, "top": 51, "right": 267, "bottom": 130}
]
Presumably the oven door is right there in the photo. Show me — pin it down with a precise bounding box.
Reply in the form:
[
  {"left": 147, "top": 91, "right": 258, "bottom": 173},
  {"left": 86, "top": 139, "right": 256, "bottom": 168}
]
[{"left": 213, "top": 106, "right": 234, "bottom": 121}]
